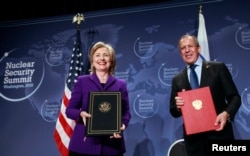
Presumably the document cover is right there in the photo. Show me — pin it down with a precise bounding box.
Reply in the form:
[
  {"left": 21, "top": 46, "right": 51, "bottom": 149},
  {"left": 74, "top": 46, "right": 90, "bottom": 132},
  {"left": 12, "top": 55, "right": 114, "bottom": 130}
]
[
  {"left": 86, "top": 91, "right": 122, "bottom": 136},
  {"left": 178, "top": 87, "right": 219, "bottom": 135}
]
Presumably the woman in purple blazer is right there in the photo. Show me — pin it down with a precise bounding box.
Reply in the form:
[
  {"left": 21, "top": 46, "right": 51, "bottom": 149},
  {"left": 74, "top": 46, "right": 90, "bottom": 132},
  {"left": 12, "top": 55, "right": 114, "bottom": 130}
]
[{"left": 66, "top": 41, "right": 131, "bottom": 156}]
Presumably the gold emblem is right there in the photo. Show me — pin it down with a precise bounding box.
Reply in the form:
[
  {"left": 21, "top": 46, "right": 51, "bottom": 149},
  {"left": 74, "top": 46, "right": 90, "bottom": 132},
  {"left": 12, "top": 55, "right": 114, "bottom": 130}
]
[
  {"left": 192, "top": 100, "right": 202, "bottom": 110},
  {"left": 99, "top": 102, "right": 111, "bottom": 113}
]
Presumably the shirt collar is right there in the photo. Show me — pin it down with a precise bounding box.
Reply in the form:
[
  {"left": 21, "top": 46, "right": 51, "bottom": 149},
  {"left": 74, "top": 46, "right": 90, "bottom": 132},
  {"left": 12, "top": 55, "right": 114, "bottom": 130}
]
[{"left": 188, "top": 55, "right": 203, "bottom": 68}]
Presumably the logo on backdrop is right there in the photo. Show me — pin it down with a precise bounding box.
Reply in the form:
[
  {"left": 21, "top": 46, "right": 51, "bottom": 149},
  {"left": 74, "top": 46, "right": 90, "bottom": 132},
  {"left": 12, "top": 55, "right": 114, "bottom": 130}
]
[
  {"left": 158, "top": 63, "right": 179, "bottom": 86},
  {"left": 235, "top": 26, "right": 250, "bottom": 50},
  {"left": 0, "top": 49, "right": 44, "bottom": 102},
  {"left": 133, "top": 94, "right": 158, "bottom": 118},
  {"left": 133, "top": 37, "right": 158, "bottom": 59},
  {"left": 241, "top": 87, "right": 250, "bottom": 112},
  {"left": 41, "top": 98, "right": 61, "bottom": 122},
  {"left": 115, "top": 70, "right": 130, "bottom": 83},
  {"left": 214, "top": 58, "right": 239, "bottom": 80},
  {"left": 45, "top": 46, "right": 66, "bottom": 66}
]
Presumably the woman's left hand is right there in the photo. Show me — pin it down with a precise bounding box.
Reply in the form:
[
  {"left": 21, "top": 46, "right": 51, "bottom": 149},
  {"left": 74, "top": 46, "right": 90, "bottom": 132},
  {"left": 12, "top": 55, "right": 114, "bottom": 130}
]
[{"left": 110, "top": 124, "right": 125, "bottom": 139}]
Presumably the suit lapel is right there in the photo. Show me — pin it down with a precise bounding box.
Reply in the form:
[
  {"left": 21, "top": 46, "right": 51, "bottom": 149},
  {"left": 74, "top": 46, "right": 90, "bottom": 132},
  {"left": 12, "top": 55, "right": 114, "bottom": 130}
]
[
  {"left": 182, "top": 68, "right": 192, "bottom": 90},
  {"left": 200, "top": 61, "right": 211, "bottom": 87}
]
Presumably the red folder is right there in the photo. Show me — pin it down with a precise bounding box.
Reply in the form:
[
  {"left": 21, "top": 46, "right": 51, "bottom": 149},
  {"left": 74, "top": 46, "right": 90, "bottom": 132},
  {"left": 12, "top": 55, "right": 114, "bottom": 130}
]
[{"left": 178, "top": 86, "right": 219, "bottom": 135}]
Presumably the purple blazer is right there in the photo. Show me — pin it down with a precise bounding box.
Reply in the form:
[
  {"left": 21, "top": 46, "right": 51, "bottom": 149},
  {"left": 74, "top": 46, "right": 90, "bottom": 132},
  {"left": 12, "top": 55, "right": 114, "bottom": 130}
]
[{"left": 65, "top": 73, "right": 131, "bottom": 155}]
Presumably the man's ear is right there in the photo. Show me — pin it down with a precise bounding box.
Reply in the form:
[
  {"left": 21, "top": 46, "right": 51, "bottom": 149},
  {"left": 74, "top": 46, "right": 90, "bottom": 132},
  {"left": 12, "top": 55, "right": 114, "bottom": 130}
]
[{"left": 197, "top": 46, "right": 201, "bottom": 53}]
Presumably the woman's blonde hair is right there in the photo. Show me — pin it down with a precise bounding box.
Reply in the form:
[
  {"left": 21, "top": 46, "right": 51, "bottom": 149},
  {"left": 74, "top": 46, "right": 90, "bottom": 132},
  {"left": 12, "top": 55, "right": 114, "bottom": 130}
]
[{"left": 89, "top": 41, "right": 116, "bottom": 75}]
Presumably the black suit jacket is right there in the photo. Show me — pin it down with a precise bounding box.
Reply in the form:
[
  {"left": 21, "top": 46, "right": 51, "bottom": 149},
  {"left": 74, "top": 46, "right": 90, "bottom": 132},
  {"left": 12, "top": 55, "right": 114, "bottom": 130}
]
[
  {"left": 170, "top": 61, "right": 241, "bottom": 133},
  {"left": 170, "top": 61, "right": 241, "bottom": 119},
  {"left": 169, "top": 61, "right": 241, "bottom": 155}
]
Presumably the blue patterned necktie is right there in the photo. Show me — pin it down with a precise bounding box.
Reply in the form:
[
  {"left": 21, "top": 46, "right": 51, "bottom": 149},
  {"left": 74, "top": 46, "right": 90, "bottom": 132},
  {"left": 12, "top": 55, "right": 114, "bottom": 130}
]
[{"left": 189, "top": 64, "right": 199, "bottom": 89}]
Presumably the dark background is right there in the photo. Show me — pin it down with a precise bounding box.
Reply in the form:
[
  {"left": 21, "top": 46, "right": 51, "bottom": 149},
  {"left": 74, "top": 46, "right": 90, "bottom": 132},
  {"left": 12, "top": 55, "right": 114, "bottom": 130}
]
[{"left": 0, "top": 0, "right": 173, "bottom": 22}]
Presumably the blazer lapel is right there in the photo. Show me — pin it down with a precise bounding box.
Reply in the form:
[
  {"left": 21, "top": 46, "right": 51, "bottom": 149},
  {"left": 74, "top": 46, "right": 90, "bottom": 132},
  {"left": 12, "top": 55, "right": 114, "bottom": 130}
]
[
  {"left": 89, "top": 73, "right": 116, "bottom": 91},
  {"left": 103, "top": 75, "right": 116, "bottom": 90},
  {"left": 89, "top": 73, "right": 103, "bottom": 90}
]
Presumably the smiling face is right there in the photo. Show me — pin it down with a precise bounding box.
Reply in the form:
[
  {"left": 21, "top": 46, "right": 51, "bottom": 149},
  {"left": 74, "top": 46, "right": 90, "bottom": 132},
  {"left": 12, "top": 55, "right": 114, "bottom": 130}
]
[
  {"left": 92, "top": 47, "right": 111, "bottom": 73},
  {"left": 89, "top": 41, "right": 116, "bottom": 74},
  {"left": 178, "top": 35, "right": 201, "bottom": 65}
]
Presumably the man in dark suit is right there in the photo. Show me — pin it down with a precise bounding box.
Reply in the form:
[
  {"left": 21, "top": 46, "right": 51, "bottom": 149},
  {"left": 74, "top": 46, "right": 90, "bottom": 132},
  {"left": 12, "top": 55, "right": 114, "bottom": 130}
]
[{"left": 169, "top": 34, "right": 241, "bottom": 156}]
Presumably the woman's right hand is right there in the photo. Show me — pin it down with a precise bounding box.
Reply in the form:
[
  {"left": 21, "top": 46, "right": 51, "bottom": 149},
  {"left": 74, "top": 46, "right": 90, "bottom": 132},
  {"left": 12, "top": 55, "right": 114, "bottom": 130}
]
[{"left": 80, "top": 111, "right": 91, "bottom": 126}]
